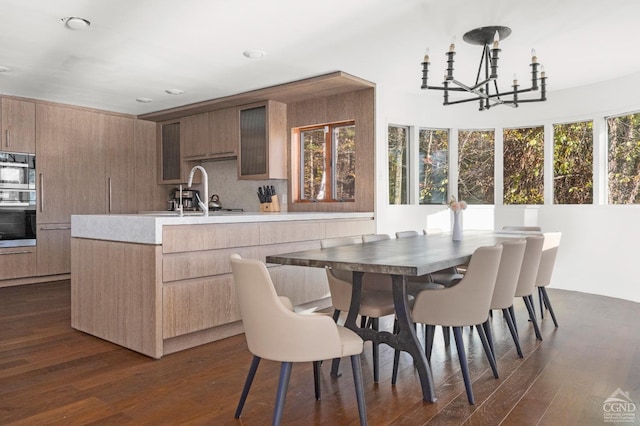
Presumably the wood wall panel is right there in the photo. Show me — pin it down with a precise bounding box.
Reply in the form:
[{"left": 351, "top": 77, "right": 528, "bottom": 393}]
[{"left": 287, "top": 88, "right": 375, "bottom": 213}]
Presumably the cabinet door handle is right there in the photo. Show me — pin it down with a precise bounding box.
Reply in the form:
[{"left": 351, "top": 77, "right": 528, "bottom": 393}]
[
  {"left": 108, "top": 177, "right": 112, "bottom": 213},
  {"left": 39, "top": 173, "right": 44, "bottom": 212},
  {"left": 4, "top": 129, "right": 8, "bottom": 148},
  {"left": 40, "top": 226, "right": 71, "bottom": 231},
  {"left": 0, "top": 250, "right": 33, "bottom": 255}
]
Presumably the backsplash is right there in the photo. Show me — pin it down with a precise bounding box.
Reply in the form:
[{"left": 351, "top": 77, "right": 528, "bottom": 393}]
[{"left": 198, "top": 159, "right": 288, "bottom": 212}]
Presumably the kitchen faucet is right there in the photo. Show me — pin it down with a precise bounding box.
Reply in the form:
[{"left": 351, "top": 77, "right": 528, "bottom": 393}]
[{"left": 187, "top": 165, "right": 209, "bottom": 216}]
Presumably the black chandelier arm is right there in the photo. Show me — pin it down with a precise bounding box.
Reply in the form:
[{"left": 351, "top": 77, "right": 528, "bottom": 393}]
[{"left": 422, "top": 85, "right": 467, "bottom": 92}]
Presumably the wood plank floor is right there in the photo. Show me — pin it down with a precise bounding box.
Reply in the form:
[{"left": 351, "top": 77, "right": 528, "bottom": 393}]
[{"left": 1, "top": 280, "right": 639, "bottom": 425}]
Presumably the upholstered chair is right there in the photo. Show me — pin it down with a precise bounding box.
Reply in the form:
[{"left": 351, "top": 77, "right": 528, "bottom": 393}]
[
  {"left": 393, "top": 245, "right": 503, "bottom": 404},
  {"left": 230, "top": 254, "right": 367, "bottom": 426},
  {"left": 394, "top": 230, "right": 447, "bottom": 292},
  {"left": 321, "top": 236, "right": 395, "bottom": 382},
  {"left": 487, "top": 239, "right": 527, "bottom": 358},
  {"left": 512, "top": 235, "right": 545, "bottom": 340},
  {"left": 535, "top": 232, "right": 562, "bottom": 327}
]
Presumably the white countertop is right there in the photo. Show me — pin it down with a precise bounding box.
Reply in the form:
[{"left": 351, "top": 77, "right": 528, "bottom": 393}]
[{"left": 71, "top": 211, "right": 374, "bottom": 245}]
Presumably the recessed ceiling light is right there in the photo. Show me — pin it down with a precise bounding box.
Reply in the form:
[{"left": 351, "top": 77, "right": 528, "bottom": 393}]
[
  {"left": 0, "top": 66, "right": 9, "bottom": 73},
  {"left": 136, "top": 97, "right": 153, "bottom": 103},
  {"left": 61, "top": 17, "right": 91, "bottom": 30},
  {"left": 165, "top": 89, "right": 184, "bottom": 95},
  {"left": 243, "top": 50, "right": 266, "bottom": 59}
]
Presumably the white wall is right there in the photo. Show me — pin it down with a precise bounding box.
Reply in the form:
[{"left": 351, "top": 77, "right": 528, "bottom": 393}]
[{"left": 375, "top": 71, "right": 640, "bottom": 303}]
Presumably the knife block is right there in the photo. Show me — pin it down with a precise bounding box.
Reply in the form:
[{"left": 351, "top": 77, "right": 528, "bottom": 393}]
[{"left": 260, "top": 194, "right": 281, "bottom": 212}]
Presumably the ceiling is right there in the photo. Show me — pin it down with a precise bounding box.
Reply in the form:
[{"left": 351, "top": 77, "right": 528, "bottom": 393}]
[{"left": 1, "top": 0, "right": 639, "bottom": 116}]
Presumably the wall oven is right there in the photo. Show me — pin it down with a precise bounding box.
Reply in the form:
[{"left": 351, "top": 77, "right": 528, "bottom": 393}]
[{"left": 0, "top": 152, "right": 36, "bottom": 248}]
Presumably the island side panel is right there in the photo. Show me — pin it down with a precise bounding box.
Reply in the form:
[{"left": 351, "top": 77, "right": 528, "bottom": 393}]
[{"left": 71, "top": 238, "right": 163, "bottom": 359}]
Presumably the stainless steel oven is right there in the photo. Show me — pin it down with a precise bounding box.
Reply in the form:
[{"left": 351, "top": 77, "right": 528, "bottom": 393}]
[{"left": 0, "top": 152, "right": 36, "bottom": 247}]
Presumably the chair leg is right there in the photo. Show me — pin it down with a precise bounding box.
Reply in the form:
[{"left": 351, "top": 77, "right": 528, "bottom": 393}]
[
  {"left": 313, "top": 361, "right": 321, "bottom": 400},
  {"left": 350, "top": 354, "right": 368, "bottom": 426},
  {"left": 476, "top": 324, "right": 499, "bottom": 379},
  {"left": 523, "top": 296, "right": 543, "bottom": 340},
  {"left": 442, "top": 326, "right": 451, "bottom": 346},
  {"left": 508, "top": 305, "right": 518, "bottom": 336},
  {"left": 235, "top": 355, "right": 261, "bottom": 418},
  {"left": 453, "top": 327, "right": 475, "bottom": 404},
  {"left": 360, "top": 316, "right": 367, "bottom": 329},
  {"left": 540, "top": 287, "right": 559, "bottom": 327},
  {"left": 482, "top": 319, "right": 495, "bottom": 358},
  {"left": 332, "top": 309, "right": 341, "bottom": 323},
  {"left": 537, "top": 287, "right": 545, "bottom": 319},
  {"left": 391, "top": 320, "right": 400, "bottom": 385},
  {"left": 273, "top": 362, "right": 293, "bottom": 426},
  {"left": 502, "top": 308, "right": 523, "bottom": 358},
  {"left": 424, "top": 324, "right": 435, "bottom": 362},
  {"left": 372, "top": 317, "right": 379, "bottom": 383}
]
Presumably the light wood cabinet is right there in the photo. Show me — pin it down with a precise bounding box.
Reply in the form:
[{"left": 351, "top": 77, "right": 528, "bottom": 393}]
[
  {"left": 104, "top": 115, "right": 136, "bottom": 214},
  {"left": 0, "top": 246, "right": 36, "bottom": 280},
  {"left": 135, "top": 119, "right": 168, "bottom": 212},
  {"left": 209, "top": 107, "right": 238, "bottom": 157},
  {"left": 238, "top": 100, "right": 287, "bottom": 180},
  {"left": 36, "top": 103, "right": 106, "bottom": 223},
  {"left": 36, "top": 224, "right": 71, "bottom": 276},
  {"left": 1, "top": 97, "right": 36, "bottom": 154},
  {"left": 181, "top": 108, "right": 238, "bottom": 161}
]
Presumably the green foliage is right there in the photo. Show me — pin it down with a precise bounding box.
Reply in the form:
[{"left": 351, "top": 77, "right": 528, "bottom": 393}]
[
  {"left": 419, "top": 128, "right": 449, "bottom": 204},
  {"left": 503, "top": 127, "right": 544, "bottom": 205},
  {"left": 553, "top": 121, "right": 593, "bottom": 204},
  {"left": 388, "top": 126, "right": 408, "bottom": 204},
  {"left": 458, "top": 130, "right": 495, "bottom": 204},
  {"left": 608, "top": 113, "right": 640, "bottom": 204}
]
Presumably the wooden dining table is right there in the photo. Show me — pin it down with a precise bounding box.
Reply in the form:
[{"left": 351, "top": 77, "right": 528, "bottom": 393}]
[{"left": 266, "top": 230, "right": 525, "bottom": 402}]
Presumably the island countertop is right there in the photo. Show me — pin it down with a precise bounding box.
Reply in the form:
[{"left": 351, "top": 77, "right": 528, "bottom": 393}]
[{"left": 71, "top": 211, "right": 374, "bottom": 245}]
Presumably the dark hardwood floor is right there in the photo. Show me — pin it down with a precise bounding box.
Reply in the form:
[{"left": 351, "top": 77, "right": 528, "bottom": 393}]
[{"left": 1, "top": 280, "right": 639, "bottom": 425}]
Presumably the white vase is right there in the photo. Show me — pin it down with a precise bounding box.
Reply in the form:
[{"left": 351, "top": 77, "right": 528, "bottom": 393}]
[{"left": 452, "top": 210, "right": 463, "bottom": 241}]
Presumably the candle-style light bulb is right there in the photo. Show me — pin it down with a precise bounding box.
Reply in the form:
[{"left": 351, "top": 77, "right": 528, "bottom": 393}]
[
  {"left": 531, "top": 48, "right": 538, "bottom": 64},
  {"left": 493, "top": 31, "right": 500, "bottom": 49},
  {"left": 513, "top": 73, "right": 518, "bottom": 86},
  {"left": 540, "top": 64, "right": 546, "bottom": 78},
  {"left": 449, "top": 36, "right": 456, "bottom": 52},
  {"left": 423, "top": 47, "right": 430, "bottom": 63}
]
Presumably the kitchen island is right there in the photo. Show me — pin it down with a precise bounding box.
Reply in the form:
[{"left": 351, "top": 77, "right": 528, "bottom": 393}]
[{"left": 70, "top": 212, "right": 374, "bottom": 358}]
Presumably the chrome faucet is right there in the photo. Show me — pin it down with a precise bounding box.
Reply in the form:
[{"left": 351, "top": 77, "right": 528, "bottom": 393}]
[{"left": 187, "top": 165, "right": 209, "bottom": 216}]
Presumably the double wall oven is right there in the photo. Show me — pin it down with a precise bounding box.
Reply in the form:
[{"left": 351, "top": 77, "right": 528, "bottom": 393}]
[{"left": 0, "top": 151, "right": 36, "bottom": 248}]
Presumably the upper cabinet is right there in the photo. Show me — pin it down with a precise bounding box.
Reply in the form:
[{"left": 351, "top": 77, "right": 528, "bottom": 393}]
[
  {"left": 238, "top": 100, "right": 287, "bottom": 180},
  {"left": 181, "top": 108, "right": 238, "bottom": 161},
  {"left": 1, "top": 97, "right": 36, "bottom": 154},
  {"left": 158, "top": 120, "right": 183, "bottom": 184}
]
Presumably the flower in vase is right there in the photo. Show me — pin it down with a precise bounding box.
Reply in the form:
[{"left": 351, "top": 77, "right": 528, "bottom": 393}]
[{"left": 447, "top": 196, "right": 467, "bottom": 212}]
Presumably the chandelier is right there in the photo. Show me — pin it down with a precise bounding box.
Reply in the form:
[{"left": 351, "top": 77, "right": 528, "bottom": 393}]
[{"left": 420, "top": 26, "right": 547, "bottom": 111}]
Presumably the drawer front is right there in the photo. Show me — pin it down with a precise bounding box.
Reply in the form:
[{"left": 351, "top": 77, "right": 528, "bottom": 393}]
[
  {"left": 258, "top": 221, "right": 326, "bottom": 245},
  {"left": 163, "top": 246, "right": 259, "bottom": 283},
  {"left": 163, "top": 275, "right": 241, "bottom": 338},
  {"left": 163, "top": 223, "right": 260, "bottom": 253},
  {"left": 0, "top": 247, "right": 36, "bottom": 280},
  {"left": 269, "top": 265, "right": 330, "bottom": 306},
  {"left": 324, "top": 219, "right": 375, "bottom": 239}
]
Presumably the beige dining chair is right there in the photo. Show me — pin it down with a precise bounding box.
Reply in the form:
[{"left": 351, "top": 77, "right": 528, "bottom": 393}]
[
  {"left": 422, "top": 228, "right": 465, "bottom": 286},
  {"left": 535, "top": 232, "right": 562, "bottom": 327},
  {"left": 321, "top": 236, "right": 395, "bottom": 383},
  {"left": 230, "top": 254, "right": 367, "bottom": 425},
  {"left": 512, "top": 235, "right": 545, "bottom": 340},
  {"left": 393, "top": 245, "right": 503, "bottom": 404},
  {"left": 486, "top": 239, "right": 527, "bottom": 359},
  {"left": 394, "top": 230, "right": 447, "bottom": 291}
]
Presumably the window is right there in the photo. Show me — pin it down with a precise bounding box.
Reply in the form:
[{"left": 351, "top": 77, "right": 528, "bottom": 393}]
[
  {"left": 503, "top": 126, "right": 544, "bottom": 205},
  {"left": 553, "top": 121, "right": 593, "bottom": 204},
  {"left": 458, "top": 130, "right": 495, "bottom": 204},
  {"left": 388, "top": 125, "right": 408, "bottom": 204},
  {"left": 298, "top": 121, "right": 355, "bottom": 202},
  {"left": 419, "top": 128, "right": 449, "bottom": 204},
  {"left": 607, "top": 112, "right": 640, "bottom": 204}
]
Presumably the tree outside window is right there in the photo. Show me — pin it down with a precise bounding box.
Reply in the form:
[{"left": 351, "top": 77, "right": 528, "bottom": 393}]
[
  {"left": 553, "top": 121, "right": 593, "bottom": 204},
  {"left": 503, "top": 126, "right": 544, "bottom": 205},
  {"left": 299, "top": 121, "right": 355, "bottom": 202},
  {"left": 458, "top": 130, "right": 495, "bottom": 204},
  {"left": 388, "top": 125, "right": 408, "bottom": 204},
  {"left": 419, "top": 128, "right": 449, "bottom": 204},
  {"left": 607, "top": 113, "right": 640, "bottom": 204}
]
